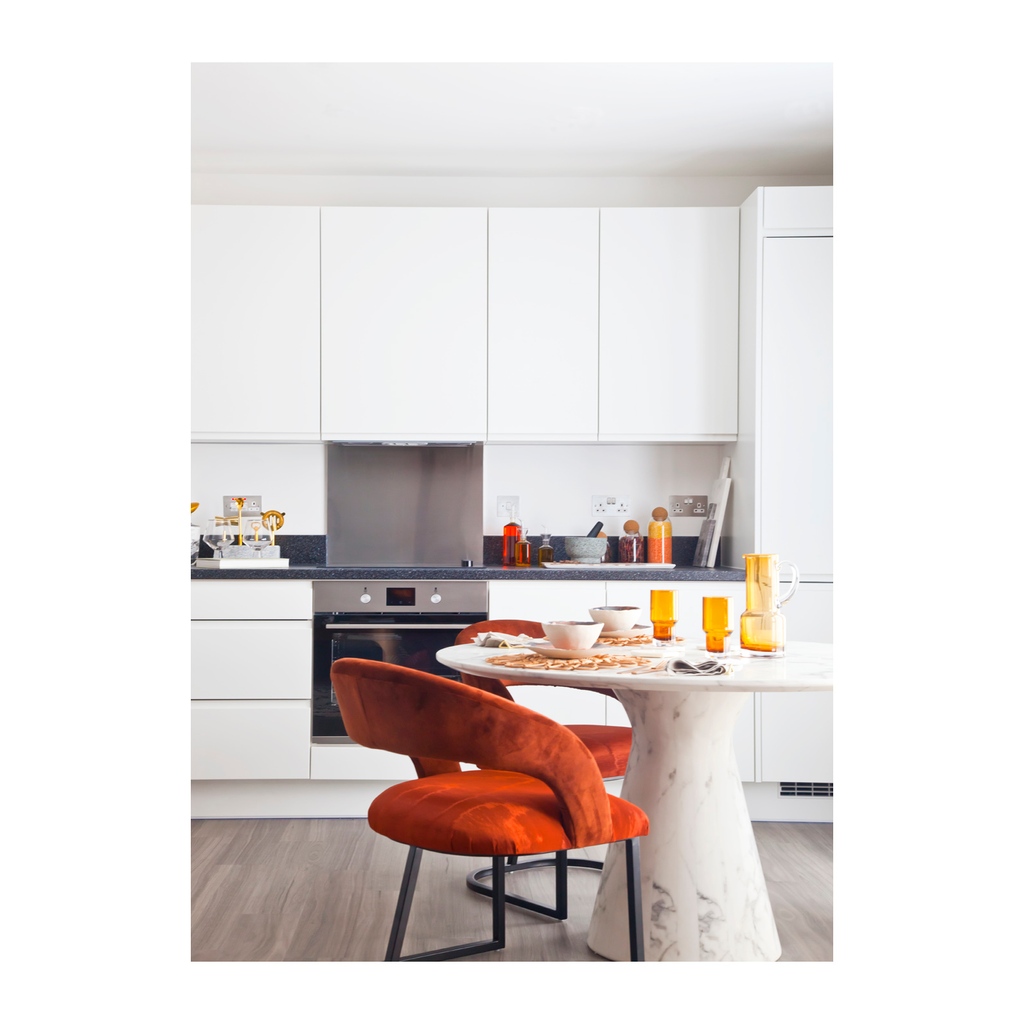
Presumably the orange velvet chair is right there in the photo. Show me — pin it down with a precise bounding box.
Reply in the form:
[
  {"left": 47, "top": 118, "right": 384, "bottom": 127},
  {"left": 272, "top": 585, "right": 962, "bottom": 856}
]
[
  {"left": 454, "top": 619, "right": 634, "bottom": 910},
  {"left": 331, "top": 657, "right": 648, "bottom": 961}
]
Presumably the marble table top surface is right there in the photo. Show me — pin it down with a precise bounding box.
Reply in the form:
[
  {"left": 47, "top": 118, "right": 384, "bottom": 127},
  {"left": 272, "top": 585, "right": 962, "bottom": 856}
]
[{"left": 436, "top": 640, "right": 833, "bottom": 694}]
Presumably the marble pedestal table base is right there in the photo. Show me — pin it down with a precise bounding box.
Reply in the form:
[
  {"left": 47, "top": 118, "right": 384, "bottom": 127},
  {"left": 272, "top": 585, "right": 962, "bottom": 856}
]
[{"left": 587, "top": 689, "right": 780, "bottom": 962}]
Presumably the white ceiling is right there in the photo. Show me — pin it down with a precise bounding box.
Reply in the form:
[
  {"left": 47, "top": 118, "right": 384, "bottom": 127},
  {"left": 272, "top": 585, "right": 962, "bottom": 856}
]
[{"left": 192, "top": 63, "right": 832, "bottom": 178}]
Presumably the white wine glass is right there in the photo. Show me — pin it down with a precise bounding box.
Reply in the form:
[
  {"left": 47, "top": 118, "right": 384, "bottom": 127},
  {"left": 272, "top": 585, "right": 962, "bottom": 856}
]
[
  {"left": 241, "top": 518, "right": 272, "bottom": 558},
  {"left": 202, "top": 519, "right": 234, "bottom": 559}
]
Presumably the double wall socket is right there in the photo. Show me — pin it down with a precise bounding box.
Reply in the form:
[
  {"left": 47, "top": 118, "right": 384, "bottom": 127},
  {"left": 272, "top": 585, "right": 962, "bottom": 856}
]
[
  {"left": 591, "top": 495, "right": 631, "bottom": 516},
  {"left": 497, "top": 495, "right": 519, "bottom": 518},
  {"left": 669, "top": 495, "right": 708, "bottom": 517},
  {"left": 222, "top": 495, "right": 262, "bottom": 516}
]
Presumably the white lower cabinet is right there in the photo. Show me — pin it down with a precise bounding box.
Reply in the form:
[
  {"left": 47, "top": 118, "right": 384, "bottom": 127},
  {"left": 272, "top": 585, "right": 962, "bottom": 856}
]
[
  {"left": 758, "top": 581, "right": 833, "bottom": 783},
  {"left": 192, "top": 700, "right": 311, "bottom": 780},
  {"left": 191, "top": 581, "right": 313, "bottom": 782}
]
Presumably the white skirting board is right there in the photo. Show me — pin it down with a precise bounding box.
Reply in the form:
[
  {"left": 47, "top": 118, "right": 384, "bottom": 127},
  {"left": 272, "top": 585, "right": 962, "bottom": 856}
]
[{"left": 191, "top": 777, "right": 829, "bottom": 822}]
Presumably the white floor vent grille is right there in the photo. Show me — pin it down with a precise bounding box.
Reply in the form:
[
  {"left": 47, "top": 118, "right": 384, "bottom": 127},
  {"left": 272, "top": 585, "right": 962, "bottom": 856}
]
[{"left": 779, "top": 782, "right": 833, "bottom": 798}]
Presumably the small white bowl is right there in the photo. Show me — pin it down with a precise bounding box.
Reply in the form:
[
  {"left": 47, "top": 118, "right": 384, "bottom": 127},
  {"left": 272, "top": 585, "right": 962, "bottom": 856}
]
[
  {"left": 588, "top": 605, "right": 642, "bottom": 632},
  {"left": 542, "top": 620, "right": 603, "bottom": 651}
]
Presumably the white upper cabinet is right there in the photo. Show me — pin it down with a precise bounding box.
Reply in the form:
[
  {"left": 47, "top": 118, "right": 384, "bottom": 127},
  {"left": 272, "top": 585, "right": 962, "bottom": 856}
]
[
  {"left": 191, "top": 206, "right": 321, "bottom": 441},
  {"left": 487, "top": 209, "right": 600, "bottom": 441},
  {"left": 598, "top": 208, "right": 739, "bottom": 441},
  {"left": 320, "top": 208, "right": 488, "bottom": 442}
]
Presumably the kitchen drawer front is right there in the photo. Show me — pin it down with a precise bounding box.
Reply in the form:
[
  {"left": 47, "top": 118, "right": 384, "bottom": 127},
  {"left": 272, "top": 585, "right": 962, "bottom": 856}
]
[
  {"left": 759, "top": 692, "right": 833, "bottom": 783},
  {"left": 310, "top": 744, "right": 418, "bottom": 781},
  {"left": 191, "top": 620, "right": 312, "bottom": 699},
  {"left": 191, "top": 700, "right": 311, "bottom": 780},
  {"left": 190, "top": 579, "right": 312, "bottom": 620}
]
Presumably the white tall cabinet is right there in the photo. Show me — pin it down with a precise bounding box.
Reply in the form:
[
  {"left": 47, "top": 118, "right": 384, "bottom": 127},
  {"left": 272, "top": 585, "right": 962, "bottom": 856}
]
[
  {"left": 320, "top": 207, "right": 488, "bottom": 442},
  {"left": 191, "top": 206, "right": 321, "bottom": 441},
  {"left": 725, "top": 185, "right": 833, "bottom": 808},
  {"left": 598, "top": 207, "right": 739, "bottom": 441}
]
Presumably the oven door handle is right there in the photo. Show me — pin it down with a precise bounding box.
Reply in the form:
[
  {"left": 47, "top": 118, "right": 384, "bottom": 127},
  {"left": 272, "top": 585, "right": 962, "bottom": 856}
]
[{"left": 322, "top": 623, "right": 472, "bottom": 630}]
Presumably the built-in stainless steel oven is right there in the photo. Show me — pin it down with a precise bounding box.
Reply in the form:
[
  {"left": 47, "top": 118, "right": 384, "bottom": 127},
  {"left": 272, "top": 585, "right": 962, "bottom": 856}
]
[{"left": 311, "top": 580, "right": 488, "bottom": 743}]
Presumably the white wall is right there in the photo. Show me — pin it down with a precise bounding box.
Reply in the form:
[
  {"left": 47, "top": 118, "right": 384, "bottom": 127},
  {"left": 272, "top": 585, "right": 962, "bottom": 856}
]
[
  {"left": 192, "top": 173, "right": 832, "bottom": 208},
  {"left": 191, "top": 443, "right": 326, "bottom": 534},
  {"left": 190, "top": 441, "right": 728, "bottom": 543}
]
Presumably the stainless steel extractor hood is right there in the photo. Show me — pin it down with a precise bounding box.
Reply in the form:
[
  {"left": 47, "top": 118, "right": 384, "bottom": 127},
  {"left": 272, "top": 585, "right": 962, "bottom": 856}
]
[{"left": 325, "top": 443, "right": 484, "bottom": 566}]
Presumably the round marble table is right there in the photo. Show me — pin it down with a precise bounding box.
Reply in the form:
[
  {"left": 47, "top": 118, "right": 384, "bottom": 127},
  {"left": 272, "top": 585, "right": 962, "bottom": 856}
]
[{"left": 435, "top": 640, "right": 833, "bottom": 962}]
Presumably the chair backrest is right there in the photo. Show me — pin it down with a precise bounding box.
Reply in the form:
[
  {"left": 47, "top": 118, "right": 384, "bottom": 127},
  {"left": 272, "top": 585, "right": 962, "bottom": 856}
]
[
  {"left": 453, "top": 619, "right": 546, "bottom": 700},
  {"left": 331, "top": 658, "right": 614, "bottom": 848}
]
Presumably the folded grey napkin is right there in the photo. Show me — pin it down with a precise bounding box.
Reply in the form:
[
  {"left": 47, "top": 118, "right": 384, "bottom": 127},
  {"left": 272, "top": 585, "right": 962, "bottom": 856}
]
[
  {"left": 666, "top": 658, "right": 732, "bottom": 675},
  {"left": 472, "top": 632, "right": 536, "bottom": 648}
]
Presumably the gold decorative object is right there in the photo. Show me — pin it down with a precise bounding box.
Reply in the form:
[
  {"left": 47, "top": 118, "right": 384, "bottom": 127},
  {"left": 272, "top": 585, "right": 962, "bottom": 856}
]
[
  {"left": 262, "top": 510, "right": 285, "bottom": 545},
  {"left": 191, "top": 502, "right": 200, "bottom": 514},
  {"left": 233, "top": 497, "right": 246, "bottom": 544}
]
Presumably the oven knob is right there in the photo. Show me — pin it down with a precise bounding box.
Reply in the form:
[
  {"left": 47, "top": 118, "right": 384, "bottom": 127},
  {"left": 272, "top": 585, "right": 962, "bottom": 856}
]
[
  {"left": 430, "top": 592, "right": 442, "bottom": 604},
  {"left": 360, "top": 592, "right": 371, "bottom": 604}
]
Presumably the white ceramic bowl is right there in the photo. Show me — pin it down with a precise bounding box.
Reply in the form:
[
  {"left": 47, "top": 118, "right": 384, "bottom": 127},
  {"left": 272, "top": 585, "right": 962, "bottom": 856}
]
[
  {"left": 588, "top": 605, "right": 642, "bottom": 632},
  {"left": 542, "top": 620, "right": 604, "bottom": 651}
]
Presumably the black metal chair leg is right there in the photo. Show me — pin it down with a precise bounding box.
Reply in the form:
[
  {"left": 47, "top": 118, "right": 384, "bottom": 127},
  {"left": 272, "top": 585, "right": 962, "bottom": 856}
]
[
  {"left": 385, "top": 846, "right": 423, "bottom": 961},
  {"left": 466, "top": 851, "right": 602, "bottom": 919},
  {"left": 623, "top": 837, "right": 645, "bottom": 962},
  {"left": 387, "top": 850, "right": 507, "bottom": 962}
]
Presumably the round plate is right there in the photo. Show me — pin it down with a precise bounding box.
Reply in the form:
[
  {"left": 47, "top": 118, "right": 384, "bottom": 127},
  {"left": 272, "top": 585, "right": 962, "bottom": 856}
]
[
  {"left": 527, "top": 640, "right": 602, "bottom": 659},
  {"left": 599, "top": 627, "right": 652, "bottom": 639}
]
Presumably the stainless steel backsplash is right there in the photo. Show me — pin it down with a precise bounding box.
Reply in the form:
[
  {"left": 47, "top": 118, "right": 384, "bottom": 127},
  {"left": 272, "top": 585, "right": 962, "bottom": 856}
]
[{"left": 325, "top": 444, "right": 484, "bottom": 566}]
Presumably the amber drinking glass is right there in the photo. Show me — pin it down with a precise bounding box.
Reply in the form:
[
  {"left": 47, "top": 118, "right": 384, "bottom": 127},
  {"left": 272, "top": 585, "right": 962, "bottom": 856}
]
[
  {"left": 650, "top": 589, "right": 678, "bottom": 642},
  {"left": 702, "top": 596, "right": 732, "bottom": 653}
]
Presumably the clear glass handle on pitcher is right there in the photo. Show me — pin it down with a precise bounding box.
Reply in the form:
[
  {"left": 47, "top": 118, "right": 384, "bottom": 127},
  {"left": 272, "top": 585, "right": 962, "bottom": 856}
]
[{"left": 778, "top": 561, "right": 800, "bottom": 606}]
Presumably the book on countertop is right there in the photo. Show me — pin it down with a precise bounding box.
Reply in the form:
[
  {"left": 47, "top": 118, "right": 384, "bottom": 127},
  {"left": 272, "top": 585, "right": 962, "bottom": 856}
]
[{"left": 195, "top": 558, "right": 290, "bottom": 569}]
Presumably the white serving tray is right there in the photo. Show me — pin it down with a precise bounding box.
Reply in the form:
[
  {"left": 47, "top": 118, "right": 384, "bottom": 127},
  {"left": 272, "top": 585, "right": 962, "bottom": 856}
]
[{"left": 541, "top": 561, "right": 676, "bottom": 570}]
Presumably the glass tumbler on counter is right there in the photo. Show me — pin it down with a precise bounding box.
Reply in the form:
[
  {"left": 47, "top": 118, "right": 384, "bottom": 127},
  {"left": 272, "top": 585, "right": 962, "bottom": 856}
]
[
  {"left": 202, "top": 519, "right": 234, "bottom": 559},
  {"left": 650, "top": 589, "right": 678, "bottom": 642},
  {"left": 242, "top": 517, "right": 272, "bottom": 558}
]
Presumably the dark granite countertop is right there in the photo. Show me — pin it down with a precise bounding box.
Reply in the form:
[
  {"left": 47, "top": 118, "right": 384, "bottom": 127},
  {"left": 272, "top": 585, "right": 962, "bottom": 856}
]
[
  {"left": 190, "top": 535, "right": 746, "bottom": 582},
  {"left": 190, "top": 564, "right": 745, "bottom": 582}
]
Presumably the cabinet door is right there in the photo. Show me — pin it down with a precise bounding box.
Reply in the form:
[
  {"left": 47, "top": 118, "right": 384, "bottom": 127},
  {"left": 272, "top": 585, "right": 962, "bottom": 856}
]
[
  {"left": 190, "top": 580, "right": 312, "bottom": 620},
  {"left": 605, "top": 581, "right": 753, "bottom": 780},
  {"left": 487, "top": 580, "right": 609, "bottom": 726},
  {"left": 191, "top": 206, "right": 321, "bottom": 441},
  {"left": 760, "top": 236, "right": 833, "bottom": 577},
  {"left": 320, "top": 208, "right": 487, "bottom": 441},
  {"left": 191, "top": 621, "right": 312, "bottom": 699},
  {"left": 488, "top": 209, "right": 599, "bottom": 440},
  {"left": 759, "top": 582, "right": 833, "bottom": 783},
  {"left": 191, "top": 700, "right": 311, "bottom": 779},
  {"left": 598, "top": 208, "right": 738, "bottom": 441}
]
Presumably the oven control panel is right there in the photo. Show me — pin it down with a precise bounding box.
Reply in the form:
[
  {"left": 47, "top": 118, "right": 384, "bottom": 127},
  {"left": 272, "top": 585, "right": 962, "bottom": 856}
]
[{"left": 313, "top": 580, "right": 488, "bottom": 615}]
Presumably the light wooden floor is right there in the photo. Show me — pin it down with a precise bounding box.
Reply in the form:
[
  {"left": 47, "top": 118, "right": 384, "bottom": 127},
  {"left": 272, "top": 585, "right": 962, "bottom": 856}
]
[{"left": 192, "top": 817, "right": 832, "bottom": 962}]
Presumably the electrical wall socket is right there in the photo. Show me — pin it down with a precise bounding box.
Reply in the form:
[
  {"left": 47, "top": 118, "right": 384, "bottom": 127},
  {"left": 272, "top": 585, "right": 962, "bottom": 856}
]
[
  {"left": 591, "top": 495, "right": 631, "bottom": 516},
  {"left": 497, "top": 495, "right": 519, "bottom": 518},
  {"left": 669, "top": 495, "right": 708, "bottom": 517},
  {"left": 222, "top": 495, "right": 262, "bottom": 516}
]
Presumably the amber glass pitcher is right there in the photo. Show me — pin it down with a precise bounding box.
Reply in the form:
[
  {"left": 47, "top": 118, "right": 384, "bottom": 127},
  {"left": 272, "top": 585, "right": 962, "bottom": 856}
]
[{"left": 739, "top": 554, "right": 800, "bottom": 657}]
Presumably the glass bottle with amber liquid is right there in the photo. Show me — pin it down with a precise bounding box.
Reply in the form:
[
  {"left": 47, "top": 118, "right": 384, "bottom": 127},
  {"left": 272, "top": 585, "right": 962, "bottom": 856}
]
[
  {"left": 515, "top": 526, "right": 532, "bottom": 567},
  {"left": 537, "top": 531, "right": 554, "bottom": 565},
  {"left": 502, "top": 513, "right": 522, "bottom": 567}
]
